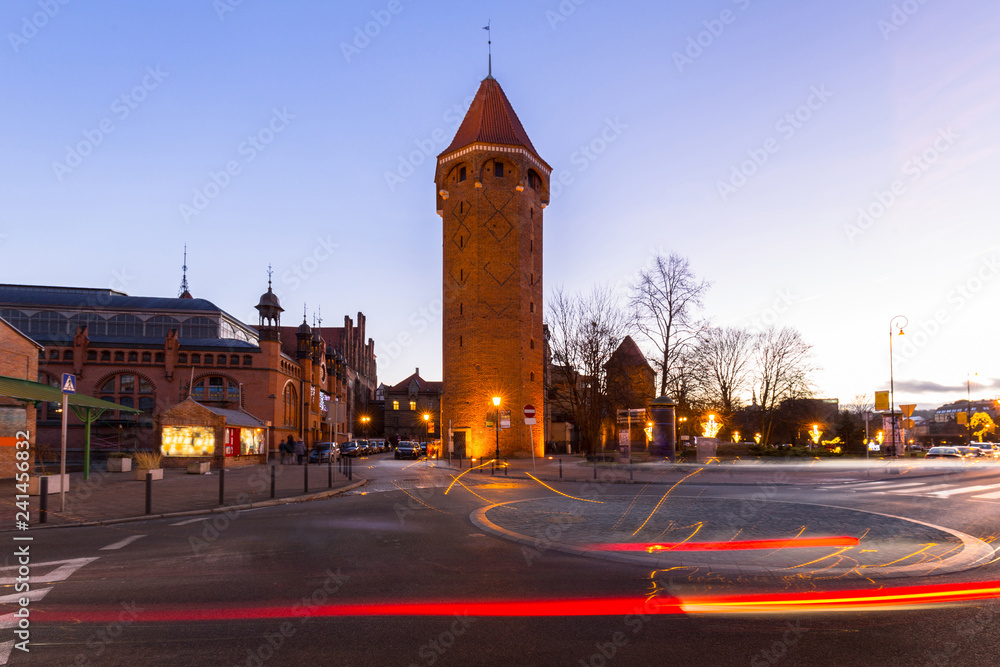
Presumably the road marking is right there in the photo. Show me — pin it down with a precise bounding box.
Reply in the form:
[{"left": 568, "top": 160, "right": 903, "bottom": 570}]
[
  {"left": 0, "top": 557, "right": 98, "bottom": 585},
  {"left": 833, "top": 481, "right": 929, "bottom": 491},
  {"left": 100, "top": 535, "right": 147, "bottom": 551},
  {"left": 0, "top": 639, "right": 13, "bottom": 665},
  {"left": 972, "top": 489, "right": 1000, "bottom": 500},
  {"left": 929, "top": 483, "right": 1000, "bottom": 499},
  {"left": 0, "top": 587, "right": 52, "bottom": 605},
  {"left": 170, "top": 517, "right": 211, "bottom": 526},
  {"left": 884, "top": 484, "right": 957, "bottom": 495}
]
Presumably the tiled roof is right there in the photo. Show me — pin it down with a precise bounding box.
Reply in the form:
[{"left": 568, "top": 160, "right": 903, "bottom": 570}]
[
  {"left": 607, "top": 336, "right": 652, "bottom": 370},
  {"left": 440, "top": 77, "right": 542, "bottom": 161},
  {"left": 387, "top": 371, "right": 442, "bottom": 393}
]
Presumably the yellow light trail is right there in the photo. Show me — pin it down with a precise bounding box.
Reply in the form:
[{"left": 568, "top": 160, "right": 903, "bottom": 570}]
[
  {"left": 632, "top": 468, "right": 704, "bottom": 536},
  {"left": 868, "top": 543, "right": 936, "bottom": 568},
  {"left": 525, "top": 473, "right": 603, "bottom": 503},
  {"left": 444, "top": 459, "right": 495, "bottom": 495},
  {"left": 391, "top": 482, "right": 453, "bottom": 515},
  {"left": 447, "top": 476, "right": 494, "bottom": 504}
]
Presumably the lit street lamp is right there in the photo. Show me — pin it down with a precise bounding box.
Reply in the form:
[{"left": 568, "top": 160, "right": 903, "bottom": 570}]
[
  {"left": 360, "top": 415, "right": 370, "bottom": 439},
  {"left": 423, "top": 413, "right": 430, "bottom": 442},
  {"left": 889, "top": 315, "right": 907, "bottom": 458},
  {"left": 492, "top": 396, "right": 501, "bottom": 471}
]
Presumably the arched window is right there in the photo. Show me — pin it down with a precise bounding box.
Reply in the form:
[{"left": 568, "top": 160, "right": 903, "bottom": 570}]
[
  {"left": 145, "top": 315, "right": 179, "bottom": 338},
  {"left": 191, "top": 376, "right": 239, "bottom": 403},
  {"left": 107, "top": 314, "right": 143, "bottom": 337},
  {"left": 0, "top": 310, "right": 29, "bottom": 332},
  {"left": 29, "top": 312, "right": 69, "bottom": 337},
  {"left": 283, "top": 383, "right": 299, "bottom": 428},
  {"left": 95, "top": 373, "right": 156, "bottom": 418},
  {"left": 181, "top": 317, "right": 217, "bottom": 339},
  {"left": 69, "top": 313, "right": 106, "bottom": 337}
]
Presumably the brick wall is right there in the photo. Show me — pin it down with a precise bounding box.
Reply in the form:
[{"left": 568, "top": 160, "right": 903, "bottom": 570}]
[{"left": 0, "top": 320, "right": 39, "bottom": 478}]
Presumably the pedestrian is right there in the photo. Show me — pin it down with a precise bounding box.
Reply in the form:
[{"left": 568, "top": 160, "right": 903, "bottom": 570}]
[
  {"left": 295, "top": 438, "right": 306, "bottom": 465},
  {"left": 282, "top": 435, "right": 295, "bottom": 464}
]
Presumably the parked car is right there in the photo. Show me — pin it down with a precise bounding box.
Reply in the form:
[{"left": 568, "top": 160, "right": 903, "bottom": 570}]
[
  {"left": 395, "top": 441, "right": 421, "bottom": 460},
  {"left": 971, "top": 443, "right": 999, "bottom": 458},
  {"left": 369, "top": 438, "right": 387, "bottom": 453},
  {"left": 309, "top": 442, "right": 338, "bottom": 464},
  {"left": 956, "top": 446, "right": 983, "bottom": 458},
  {"left": 419, "top": 442, "right": 428, "bottom": 457},
  {"left": 341, "top": 441, "right": 363, "bottom": 457},
  {"left": 925, "top": 446, "right": 963, "bottom": 459}
]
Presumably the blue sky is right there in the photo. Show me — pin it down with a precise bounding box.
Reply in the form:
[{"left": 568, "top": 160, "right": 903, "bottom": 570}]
[{"left": 3, "top": 0, "right": 999, "bottom": 408}]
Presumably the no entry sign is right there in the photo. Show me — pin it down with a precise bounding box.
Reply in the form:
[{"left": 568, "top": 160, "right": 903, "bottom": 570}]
[{"left": 524, "top": 404, "right": 536, "bottom": 425}]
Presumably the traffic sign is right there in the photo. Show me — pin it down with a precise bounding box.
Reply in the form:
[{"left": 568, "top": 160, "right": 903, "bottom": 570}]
[
  {"left": 874, "top": 391, "right": 889, "bottom": 411},
  {"left": 524, "top": 404, "right": 536, "bottom": 425},
  {"left": 61, "top": 373, "right": 76, "bottom": 394},
  {"left": 899, "top": 404, "right": 916, "bottom": 418}
]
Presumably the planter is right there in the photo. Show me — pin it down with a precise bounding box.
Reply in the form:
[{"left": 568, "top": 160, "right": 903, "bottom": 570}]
[
  {"left": 28, "top": 474, "right": 70, "bottom": 495},
  {"left": 187, "top": 461, "right": 211, "bottom": 474},
  {"left": 107, "top": 457, "right": 132, "bottom": 472},
  {"left": 134, "top": 468, "right": 163, "bottom": 481}
]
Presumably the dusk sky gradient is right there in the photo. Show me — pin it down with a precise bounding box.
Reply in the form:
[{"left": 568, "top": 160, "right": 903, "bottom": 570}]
[{"left": 3, "top": 0, "right": 999, "bottom": 409}]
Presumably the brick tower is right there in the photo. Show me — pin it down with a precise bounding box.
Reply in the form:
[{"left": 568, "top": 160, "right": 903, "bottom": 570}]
[{"left": 435, "top": 73, "right": 550, "bottom": 459}]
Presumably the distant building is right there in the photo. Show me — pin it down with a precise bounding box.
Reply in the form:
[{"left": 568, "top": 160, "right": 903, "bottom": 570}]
[
  {"left": 382, "top": 369, "right": 442, "bottom": 443},
  {"left": 0, "top": 316, "right": 41, "bottom": 478}
]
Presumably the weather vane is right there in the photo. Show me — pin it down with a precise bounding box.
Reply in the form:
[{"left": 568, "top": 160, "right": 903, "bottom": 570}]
[{"left": 483, "top": 20, "right": 491, "bottom": 78}]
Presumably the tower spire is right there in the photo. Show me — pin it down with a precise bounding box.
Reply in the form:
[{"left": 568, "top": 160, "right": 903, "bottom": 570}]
[
  {"left": 483, "top": 21, "right": 492, "bottom": 78},
  {"left": 178, "top": 245, "right": 192, "bottom": 298}
]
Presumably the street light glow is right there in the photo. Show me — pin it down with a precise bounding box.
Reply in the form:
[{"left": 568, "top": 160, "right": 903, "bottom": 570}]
[{"left": 492, "top": 396, "right": 501, "bottom": 406}]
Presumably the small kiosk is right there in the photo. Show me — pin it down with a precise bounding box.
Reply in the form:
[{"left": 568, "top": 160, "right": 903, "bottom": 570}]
[{"left": 157, "top": 398, "right": 267, "bottom": 469}]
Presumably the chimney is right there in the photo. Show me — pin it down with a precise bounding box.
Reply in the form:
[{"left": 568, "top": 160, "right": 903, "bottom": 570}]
[{"left": 415, "top": 367, "right": 420, "bottom": 377}]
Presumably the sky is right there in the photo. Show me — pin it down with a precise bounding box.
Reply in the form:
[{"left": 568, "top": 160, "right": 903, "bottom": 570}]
[{"left": 2, "top": 0, "right": 999, "bottom": 409}]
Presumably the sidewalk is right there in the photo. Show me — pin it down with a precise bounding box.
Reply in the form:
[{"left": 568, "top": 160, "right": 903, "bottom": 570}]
[{"left": 2, "top": 461, "right": 365, "bottom": 530}]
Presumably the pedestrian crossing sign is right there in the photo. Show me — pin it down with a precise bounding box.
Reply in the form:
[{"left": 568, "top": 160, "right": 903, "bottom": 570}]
[{"left": 61, "top": 373, "right": 76, "bottom": 394}]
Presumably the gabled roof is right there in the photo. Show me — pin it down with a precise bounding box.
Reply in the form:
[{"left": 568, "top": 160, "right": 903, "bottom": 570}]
[
  {"left": 439, "top": 77, "right": 546, "bottom": 166},
  {"left": 387, "top": 371, "right": 442, "bottom": 394}
]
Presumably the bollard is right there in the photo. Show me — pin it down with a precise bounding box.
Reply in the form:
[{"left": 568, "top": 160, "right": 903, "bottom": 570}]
[
  {"left": 504, "top": 460, "right": 508, "bottom": 477},
  {"left": 594, "top": 458, "right": 597, "bottom": 480},
  {"left": 145, "top": 471, "right": 153, "bottom": 514},
  {"left": 271, "top": 465, "right": 276, "bottom": 499},
  {"left": 630, "top": 458, "right": 634, "bottom": 481},
  {"left": 304, "top": 462, "right": 309, "bottom": 493},
  {"left": 328, "top": 455, "right": 333, "bottom": 488},
  {"left": 559, "top": 458, "right": 563, "bottom": 479},
  {"left": 39, "top": 476, "right": 48, "bottom": 524},
  {"left": 219, "top": 467, "right": 225, "bottom": 506},
  {"left": 348, "top": 456, "right": 352, "bottom": 481}
]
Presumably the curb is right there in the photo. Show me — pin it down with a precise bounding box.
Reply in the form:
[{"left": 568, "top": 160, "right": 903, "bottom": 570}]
[
  {"left": 16, "top": 479, "right": 368, "bottom": 531},
  {"left": 470, "top": 498, "right": 996, "bottom": 579}
]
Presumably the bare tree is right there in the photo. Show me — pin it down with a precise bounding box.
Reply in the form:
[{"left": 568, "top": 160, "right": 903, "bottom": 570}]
[
  {"left": 752, "top": 326, "right": 815, "bottom": 445},
  {"left": 547, "top": 284, "right": 630, "bottom": 455},
  {"left": 630, "top": 253, "right": 711, "bottom": 397},
  {"left": 694, "top": 326, "right": 755, "bottom": 417}
]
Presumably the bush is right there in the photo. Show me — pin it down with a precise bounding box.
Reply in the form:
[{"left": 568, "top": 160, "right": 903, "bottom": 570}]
[{"left": 133, "top": 451, "right": 162, "bottom": 469}]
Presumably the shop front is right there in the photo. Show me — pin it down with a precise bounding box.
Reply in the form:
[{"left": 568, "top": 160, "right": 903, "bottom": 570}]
[{"left": 157, "top": 398, "right": 267, "bottom": 469}]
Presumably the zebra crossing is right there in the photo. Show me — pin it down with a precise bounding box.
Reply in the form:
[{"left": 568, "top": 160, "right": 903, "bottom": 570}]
[{"left": 819, "top": 479, "right": 1000, "bottom": 500}]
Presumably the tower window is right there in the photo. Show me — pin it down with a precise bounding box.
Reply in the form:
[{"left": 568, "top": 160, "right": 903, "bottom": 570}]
[
  {"left": 459, "top": 336, "right": 463, "bottom": 348},
  {"left": 393, "top": 400, "right": 400, "bottom": 411},
  {"left": 531, "top": 372, "right": 535, "bottom": 381},
  {"left": 530, "top": 273, "right": 534, "bottom": 286},
  {"left": 459, "top": 166, "right": 466, "bottom": 182},
  {"left": 530, "top": 240, "right": 533, "bottom": 253},
  {"left": 530, "top": 302, "right": 535, "bottom": 314},
  {"left": 460, "top": 269, "right": 464, "bottom": 281},
  {"left": 459, "top": 236, "right": 464, "bottom": 248},
  {"left": 530, "top": 339, "right": 534, "bottom": 350},
  {"left": 494, "top": 162, "right": 504, "bottom": 178},
  {"left": 460, "top": 303, "right": 463, "bottom": 316}
]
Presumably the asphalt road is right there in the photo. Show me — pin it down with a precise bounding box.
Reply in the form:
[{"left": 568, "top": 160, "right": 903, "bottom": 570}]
[{"left": 5, "top": 456, "right": 999, "bottom": 666}]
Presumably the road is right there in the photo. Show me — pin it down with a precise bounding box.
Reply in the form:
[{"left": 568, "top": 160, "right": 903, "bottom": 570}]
[{"left": 5, "top": 455, "right": 999, "bottom": 666}]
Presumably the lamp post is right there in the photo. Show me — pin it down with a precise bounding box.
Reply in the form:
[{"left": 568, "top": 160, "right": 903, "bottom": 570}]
[
  {"left": 423, "top": 413, "right": 430, "bottom": 441},
  {"left": 889, "top": 315, "right": 907, "bottom": 457},
  {"left": 492, "top": 396, "right": 501, "bottom": 468},
  {"left": 360, "top": 415, "right": 370, "bottom": 439}
]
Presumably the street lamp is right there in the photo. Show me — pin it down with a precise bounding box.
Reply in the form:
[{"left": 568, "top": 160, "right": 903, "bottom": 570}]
[
  {"left": 889, "top": 315, "right": 907, "bottom": 458},
  {"left": 423, "top": 413, "right": 430, "bottom": 441},
  {"left": 360, "top": 415, "right": 370, "bottom": 439},
  {"left": 492, "top": 396, "right": 501, "bottom": 468}
]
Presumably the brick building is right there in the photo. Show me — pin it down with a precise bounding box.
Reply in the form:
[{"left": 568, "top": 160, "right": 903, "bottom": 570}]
[
  {"left": 435, "top": 72, "right": 550, "bottom": 459},
  {"left": 382, "top": 369, "right": 442, "bottom": 442},
  {"left": 0, "top": 281, "right": 376, "bottom": 463},
  {"left": 0, "top": 316, "right": 41, "bottom": 478}
]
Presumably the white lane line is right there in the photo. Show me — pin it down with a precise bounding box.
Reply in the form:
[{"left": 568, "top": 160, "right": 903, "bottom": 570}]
[
  {"left": 973, "top": 489, "right": 1000, "bottom": 500},
  {"left": 850, "top": 481, "right": 929, "bottom": 491},
  {"left": 100, "top": 535, "right": 146, "bottom": 551},
  {"left": 883, "top": 484, "right": 958, "bottom": 495},
  {"left": 0, "top": 639, "right": 14, "bottom": 666},
  {"left": 0, "top": 557, "right": 98, "bottom": 585},
  {"left": 169, "top": 517, "right": 211, "bottom": 526},
  {"left": 0, "top": 587, "right": 51, "bottom": 605},
  {"left": 931, "top": 483, "right": 1000, "bottom": 499}
]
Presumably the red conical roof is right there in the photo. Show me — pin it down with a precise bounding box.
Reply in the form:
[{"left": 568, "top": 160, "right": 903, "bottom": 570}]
[{"left": 439, "top": 77, "right": 545, "bottom": 165}]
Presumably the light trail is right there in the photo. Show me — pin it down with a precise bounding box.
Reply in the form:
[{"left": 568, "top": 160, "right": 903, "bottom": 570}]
[
  {"left": 444, "top": 459, "right": 495, "bottom": 495},
  {"left": 631, "top": 468, "right": 704, "bottom": 536},
  {"left": 588, "top": 536, "right": 859, "bottom": 552},
  {"left": 525, "top": 473, "right": 603, "bottom": 503}
]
